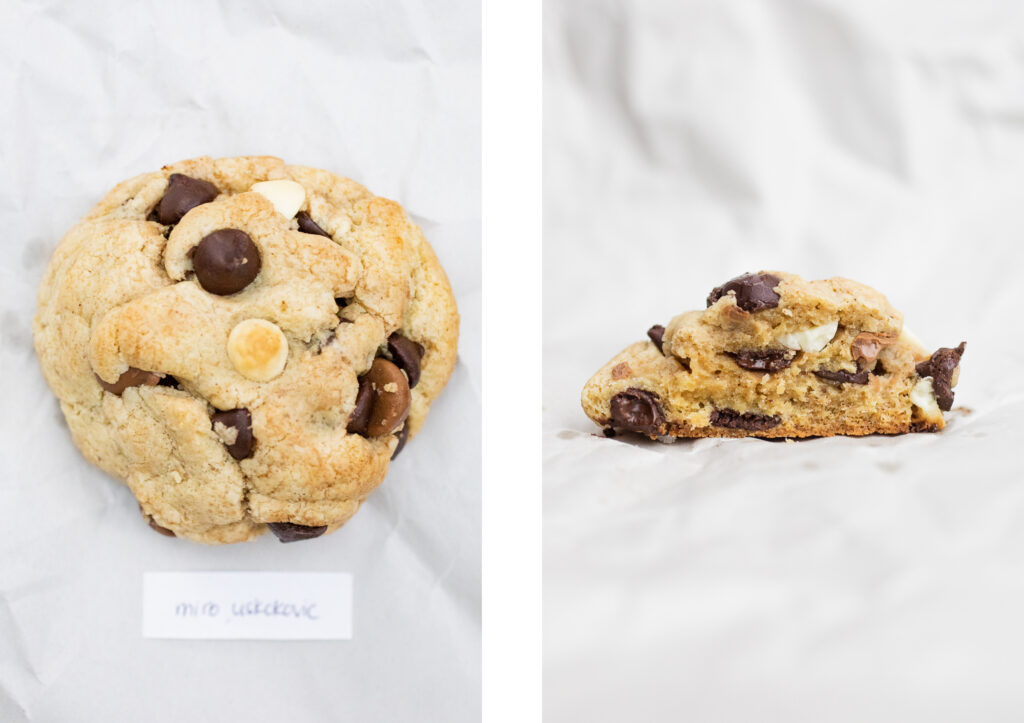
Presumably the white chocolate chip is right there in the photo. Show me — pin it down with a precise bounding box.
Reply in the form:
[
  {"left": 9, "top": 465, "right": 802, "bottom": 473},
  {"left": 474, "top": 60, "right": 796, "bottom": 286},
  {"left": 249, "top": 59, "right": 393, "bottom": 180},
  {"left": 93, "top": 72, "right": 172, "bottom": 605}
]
[
  {"left": 250, "top": 179, "right": 305, "bottom": 219},
  {"left": 227, "top": 318, "right": 289, "bottom": 382},
  {"left": 777, "top": 320, "right": 838, "bottom": 353},
  {"left": 910, "top": 376, "right": 942, "bottom": 420}
]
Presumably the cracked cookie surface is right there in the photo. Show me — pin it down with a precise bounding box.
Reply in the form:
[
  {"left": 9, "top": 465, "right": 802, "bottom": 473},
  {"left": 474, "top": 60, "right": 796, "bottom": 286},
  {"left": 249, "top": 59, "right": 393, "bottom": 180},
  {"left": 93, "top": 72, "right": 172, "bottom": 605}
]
[
  {"left": 34, "top": 155, "right": 459, "bottom": 543},
  {"left": 582, "top": 271, "right": 964, "bottom": 439}
]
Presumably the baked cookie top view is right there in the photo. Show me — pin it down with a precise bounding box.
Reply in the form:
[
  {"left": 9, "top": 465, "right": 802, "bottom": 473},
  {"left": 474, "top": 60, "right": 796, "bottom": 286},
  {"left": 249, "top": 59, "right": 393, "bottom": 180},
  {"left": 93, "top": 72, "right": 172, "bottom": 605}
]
[
  {"left": 582, "top": 271, "right": 964, "bottom": 439},
  {"left": 34, "top": 156, "right": 459, "bottom": 544}
]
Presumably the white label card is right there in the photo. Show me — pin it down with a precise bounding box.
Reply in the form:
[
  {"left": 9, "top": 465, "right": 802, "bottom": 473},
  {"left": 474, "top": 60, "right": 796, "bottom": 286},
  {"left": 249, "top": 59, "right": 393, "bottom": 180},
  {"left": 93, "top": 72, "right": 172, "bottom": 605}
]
[{"left": 142, "top": 572, "right": 353, "bottom": 640}]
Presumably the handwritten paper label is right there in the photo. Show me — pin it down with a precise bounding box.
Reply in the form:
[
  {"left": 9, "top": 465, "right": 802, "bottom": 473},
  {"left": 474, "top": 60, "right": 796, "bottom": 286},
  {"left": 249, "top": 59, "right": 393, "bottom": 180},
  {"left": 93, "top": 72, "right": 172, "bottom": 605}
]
[{"left": 142, "top": 572, "right": 353, "bottom": 640}]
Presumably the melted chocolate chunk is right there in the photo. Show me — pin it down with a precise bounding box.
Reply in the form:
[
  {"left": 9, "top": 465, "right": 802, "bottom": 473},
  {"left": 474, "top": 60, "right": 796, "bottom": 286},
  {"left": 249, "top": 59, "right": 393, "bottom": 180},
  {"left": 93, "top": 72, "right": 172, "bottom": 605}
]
[
  {"left": 392, "top": 423, "right": 410, "bottom": 460},
  {"left": 347, "top": 375, "right": 374, "bottom": 436},
  {"left": 813, "top": 368, "right": 869, "bottom": 385},
  {"left": 387, "top": 333, "right": 426, "bottom": 389},
  {"left": 727, "top": 348, "right": 794, "bottom": 372},
  {"left": 211, "top": 408, "right": 255, "bottom": 460},
  {"left": 710, "top": 408, "right": 781, "bottom": 431},
  {"left": 707, "top": 272, "right": 782, "bottom": 312},
  {"left": 156, "top": 174, "right": 219, "bottom": 225},
  {"left": 850, "top": 332, "right": 895, "bottom": 369},
  {"left": 609, "top": 388, "right": 665, "bottom": 436},
  {"left": 296, "top": 211, "right": 330, "bottom": 237},
  {"left": 267, "top": 522, "right": 328, "bottom": 543},
  {"left": 96, "top": 367, "right": 161, "bottom": 396},
  {"left": 193, "top": 229, "right": 262, "bottom": 295},
  {"left": 146, "top": 516, "right": 176, "bottom": 537},
  {"left": 915, "top": 342, "right": 966, "bottom": 412},
  {"left": 647, "top": 325, "right": 666, "bottom": 353}
]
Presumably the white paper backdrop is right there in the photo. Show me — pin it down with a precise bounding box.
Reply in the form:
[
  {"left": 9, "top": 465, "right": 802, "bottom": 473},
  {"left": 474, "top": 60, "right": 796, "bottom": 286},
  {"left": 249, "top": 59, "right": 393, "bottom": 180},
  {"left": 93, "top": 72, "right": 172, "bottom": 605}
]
[
  {"left": 0, "top": 2, "right": 480, "bottom": 721},
  {"left": 544, "top": 1, "right": 1024, "bottom": 720}
]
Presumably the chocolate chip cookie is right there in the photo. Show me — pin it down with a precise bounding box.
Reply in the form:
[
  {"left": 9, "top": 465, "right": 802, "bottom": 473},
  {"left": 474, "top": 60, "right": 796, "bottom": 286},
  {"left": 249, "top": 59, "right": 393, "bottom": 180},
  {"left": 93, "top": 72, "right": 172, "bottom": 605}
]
[
  {"left": 583, "top": 272, "right": 965, "bottom": 439},
  {"left": 34, "top": 156, "right": 459, "bottom": 543}
]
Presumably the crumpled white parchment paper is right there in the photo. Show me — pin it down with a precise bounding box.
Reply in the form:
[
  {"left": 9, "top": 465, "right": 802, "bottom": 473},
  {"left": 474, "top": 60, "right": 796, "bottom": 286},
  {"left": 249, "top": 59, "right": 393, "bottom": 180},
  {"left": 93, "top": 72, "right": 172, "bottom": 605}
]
[
  {"left": 544, "top": 1, "right": 1024, "bottom": 720},
  {"left": 0, "top": 2, "right": 480, "bottom": 721}
]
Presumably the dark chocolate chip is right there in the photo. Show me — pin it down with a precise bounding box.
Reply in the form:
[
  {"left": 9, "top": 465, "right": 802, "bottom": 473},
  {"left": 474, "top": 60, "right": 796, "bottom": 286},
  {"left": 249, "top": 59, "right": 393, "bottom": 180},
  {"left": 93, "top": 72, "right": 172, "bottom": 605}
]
[
  {"left": 211, "top": 408, "right": 255, "bottom": 460},
  {"left": 813, "top": 368, "right": 869, "bottom": 385},
  {"left": 916, "top": 342, "right": 966, "bottom": 412},
  {"left": 267, "top": 522, "right": 328, "bottom": 543},
  {"left": 707, "top": 272, "right": 782, "bottom": 312},
  {"left": 146, "top": 516, "right": 176, "bottom": 537},
  {"left": 96, "top": 367, "right": 161, "bottom": 395},
  {"left": 609, "top": 388, "right": 665, "bottom": 436},
  {"left": 296, "top": 211, "right": 330, "bottom": 237},
  {"left": 392, "top": 423, "right": 410, "bottom": 459},
  {"left": 647, "top": 325, "right": 666, "bottom": 353},
  {"left": 156, "top": 174, "right": 219, "bottom": 225},
  {"left": 727, "top": 348, "right": 795, "bottom": 372},
  {"left": 193, "top": 229, "right": 262, "bottom": 295},
  {"left": 347, "top": 375, "right": 374, "bottom": 436},
  {"left": 388, "top": 333, "right": 425, "bottom": 389},
  {"left": 710, "top": 408, "right": 781, "bottom": 431}
]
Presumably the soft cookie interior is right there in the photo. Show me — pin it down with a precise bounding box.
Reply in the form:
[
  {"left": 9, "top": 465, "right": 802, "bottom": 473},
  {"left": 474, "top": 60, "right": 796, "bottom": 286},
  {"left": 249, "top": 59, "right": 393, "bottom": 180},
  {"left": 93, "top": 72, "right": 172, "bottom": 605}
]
[{"left": 582, "top": 271, "right": 965, "bottom": 439}]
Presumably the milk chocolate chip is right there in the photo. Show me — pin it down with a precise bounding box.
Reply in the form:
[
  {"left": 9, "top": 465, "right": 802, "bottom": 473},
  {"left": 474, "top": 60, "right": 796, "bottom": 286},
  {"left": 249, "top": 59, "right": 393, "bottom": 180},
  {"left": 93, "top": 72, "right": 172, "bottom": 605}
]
[
  {"left": 96, "top": 367, "right": 161, "bottom": 395},
  {"left": 347, "top": 359, "right": 413, "bottom": 438},
  {"left": 296, "top": 211, "right": 330, "bottom": 237},
  {"left": 193, "top": 229, "right": 262, "bottom": 295},
  {"left": 267, "top": 522, "right": 328, "bottom": 543},
  {"left": 813, "top": 368, "right": 869, "bottom": 385},
  {"left": 727, "top": 348, "right": 795, "bottom": 372},
  {"left": 916, "top": 342, "right": 966, "bottom": 411},
  {"left": 211, "top": 408, "right": 255, "bottom": 460},
  {"left": 850, "top": 332, "right": 896, "bottom": 369},
  {"left": 609, "top": 388, "right": 665, "bottom": 436},
  {"left": 710, "top": 408, "right": 781, "bottom": 431},
  {"left": 156, "top": 174, "right": 219, "bottom": 225},
  {"left": 366, "top": 358, "right": 412, "bottom": 437},
  {"left": 707, "top": 272, "right": 782, "bottom": 312},
  {"left": 647, "top": 325, "right": 666, "bottom": 353},
  {"left": 387, "top": 333, "right": 425, "bottom": 389}
]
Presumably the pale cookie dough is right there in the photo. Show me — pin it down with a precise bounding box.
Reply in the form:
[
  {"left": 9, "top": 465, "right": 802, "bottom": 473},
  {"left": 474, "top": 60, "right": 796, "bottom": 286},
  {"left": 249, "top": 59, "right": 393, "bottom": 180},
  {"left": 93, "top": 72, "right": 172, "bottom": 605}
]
[
  {"left": 582, "top": 271, "right": 965, "bottom": 439},
  {"left": 34, "top": 155, "right": 459, "bottom": 543}
]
